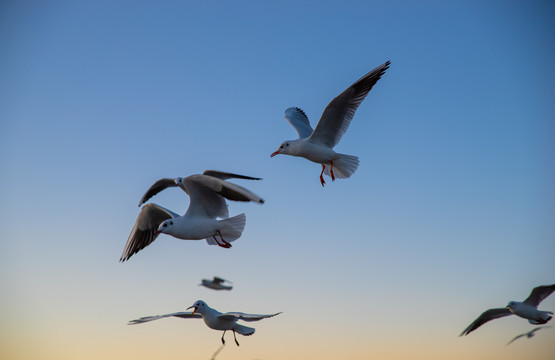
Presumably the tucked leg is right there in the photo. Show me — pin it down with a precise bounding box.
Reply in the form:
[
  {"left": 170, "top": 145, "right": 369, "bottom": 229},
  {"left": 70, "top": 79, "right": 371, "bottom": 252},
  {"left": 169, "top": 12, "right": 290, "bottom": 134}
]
[
  {"left": 233, "top": 330, "right": 240, "bottom": 346},
  {"left": 217, "top": 231, "right": 232, "bottom": 248},
  {"left": 319, "top": 164, "right": 326, "bottom": 187},
  {"left": 212, "top": 231, "right": 232, "bottom": 248},
  {"left": 330, "top": 160, "right": 335, "bottom": 181},
  {"left": 221, "top": 330, "right": 226, "bottom": 345}
]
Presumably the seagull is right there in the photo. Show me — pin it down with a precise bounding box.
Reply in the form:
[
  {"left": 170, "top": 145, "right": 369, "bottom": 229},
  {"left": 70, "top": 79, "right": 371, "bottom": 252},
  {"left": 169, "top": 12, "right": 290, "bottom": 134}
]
[
  {"left": 460, "top": 284, "right": 555, "bottom": 336},
  {"left": 271, "top": 61, "right": 390, "bottom": 186},
  {"left": 506, "top": 326, "right": 550, "bottom": 345},
  {"left": 200, "top": 276, "right": 233, "bottom": 291},
  {"left": 128, "top": 300, "right": 281, "bottom": 346},
  {"left": 120, "top": 171, "right": 264, "bottom": 262}
]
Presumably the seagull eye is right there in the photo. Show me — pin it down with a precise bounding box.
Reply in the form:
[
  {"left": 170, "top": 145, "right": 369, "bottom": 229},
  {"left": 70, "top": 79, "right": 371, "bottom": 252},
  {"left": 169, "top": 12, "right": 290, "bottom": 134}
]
[{"left": 163, "top": 223, "right": 167, "bottom": 227}]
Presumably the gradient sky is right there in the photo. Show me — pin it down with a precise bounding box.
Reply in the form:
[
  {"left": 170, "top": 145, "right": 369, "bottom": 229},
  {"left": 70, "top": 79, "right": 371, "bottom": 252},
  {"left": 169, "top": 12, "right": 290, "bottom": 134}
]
[{"left": 1, "top": 1, "right": 554, "bottom": 359}]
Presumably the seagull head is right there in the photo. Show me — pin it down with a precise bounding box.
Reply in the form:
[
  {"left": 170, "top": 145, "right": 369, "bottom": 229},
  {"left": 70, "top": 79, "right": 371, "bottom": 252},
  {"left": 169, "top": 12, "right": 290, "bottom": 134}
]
[
  {"left": 271, "top": 141, "right": 291, "bottom": 157},
  {"left": 156, "top": 219, "right": 175, "bottom": 235},
  {"left": 187, "top": 300, "right": 207, "bottom": 315},
  {"left": 506, "top": 301, "right": 518, "bottom": 311},
  {"left": 174, "top": 177, "right": 184, "bottom": 186}
]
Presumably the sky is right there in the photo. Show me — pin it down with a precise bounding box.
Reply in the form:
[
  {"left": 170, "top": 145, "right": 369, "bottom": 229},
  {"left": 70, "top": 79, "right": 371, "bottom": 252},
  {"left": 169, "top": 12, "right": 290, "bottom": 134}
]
[{"left": 1, "top": 0, "right": 554, "bottom": 359}]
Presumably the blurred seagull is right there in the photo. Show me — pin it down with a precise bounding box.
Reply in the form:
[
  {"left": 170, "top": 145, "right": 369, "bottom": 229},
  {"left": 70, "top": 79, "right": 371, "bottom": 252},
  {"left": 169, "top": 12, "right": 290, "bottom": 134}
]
[
  {"left": 506, "top": 326, "right": 550, "bottom": 345},
  {"left": 120, "top": 171, "right": 264, "bottom": 262},
  {"left": 460, "top": 284, "right": 555, "bottom": 336},
  {"left": 201, "top": 276, "right": 233, "bottom": 291},
  {"left": 271, "top": 61, "right": 390, "bottom": 186},
  {"left": 128, "top": 300, "right": 281, "bottom": 346}
]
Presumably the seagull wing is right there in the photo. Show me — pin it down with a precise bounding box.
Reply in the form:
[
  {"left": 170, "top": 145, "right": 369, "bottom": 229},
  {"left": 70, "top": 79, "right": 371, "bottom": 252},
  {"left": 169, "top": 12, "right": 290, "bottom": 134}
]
[
  {"left": 183, "top": 174, "right": 264, "bottom": 219},
  {"left": 203, "top": 170, "right": 262, "bottom": 181},
  {"left": 217, "top": 311, "right": 282, "bottom": 322},
  {"left": 523, "top": 284, "right": 555, "bottom": 307},
  {"left": 506, "top": 332, "right": 526, "bottom": 345},
  {"left": 284, "top": 107, "right": 314, "bottom": 138},
  {"left": 120, "top": 203, "right": 179, "bottom": 262},
  {"left": 213, "top": 276, "right": 227, "bottom": 284},
  {"left": 309, "top": 61, "right": 390, "bottom": 148},
  {"left": 128, "top": 311, "right": 201, "bottom": 325},
  {"left": 138, "top": 178, "right": 180, "bottom": 206},
  {"left": 460, "top": 307, "right": 513, "bottom": 336}
]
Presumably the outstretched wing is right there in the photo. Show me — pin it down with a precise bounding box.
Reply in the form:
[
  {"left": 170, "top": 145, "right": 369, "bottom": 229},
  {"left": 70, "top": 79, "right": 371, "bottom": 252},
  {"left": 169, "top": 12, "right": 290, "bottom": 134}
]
[
  {"left": 183, "top": 174, "right": 264, "bottom": 218},
  {"left": 128, "top": 311, "right": 201, "bottom": 325},
  {"left": 284, "top": 107, "right": 313, "bottom": 138},
  {"left": 506, "top": 333, "right": 526, "bottom": 345},
  {"left": 310, "top": 61, "right": 390, "bottom": 148},
  {"left": 218, "top": 311, "right": 282, "bottom": 322},
  {"left": 203, "top": 170, "right": 262, "bottom": 181},
  {"left": 523, "top": 284, "right": 555, "bottom": 307},
  {"left": 120, "top": 203, "right": 179, "bottom": 262},
  {"left": 213, "top": 276, "right": 228, "bottom": 284},
  {"left": 459, "top": 307, "right": 513, "bottom": 336},
  {"left": 138, "top": 178, "right": 181, "bottom": 206}
]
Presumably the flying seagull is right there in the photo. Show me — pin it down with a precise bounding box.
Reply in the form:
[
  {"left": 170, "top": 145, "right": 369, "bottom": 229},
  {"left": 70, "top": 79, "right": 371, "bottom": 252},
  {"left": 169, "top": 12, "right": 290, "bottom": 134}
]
[
  {"left": 506, "top": 326, "right": 551, "bottom": 345},
  {"left": 271, "top": 61, "right": 390, "bottom": 186},
  {"left": 460, "top": 284, "right": 555, "bottom": 336},
  {"left": 200, "top": 276, "right": 233, "bottom": 291},
  {"left": 120, "top": 171, "right": 264, "bottom": 262},
  {"left": 128, "top": 300, "right": 281, "bottom": 346}
]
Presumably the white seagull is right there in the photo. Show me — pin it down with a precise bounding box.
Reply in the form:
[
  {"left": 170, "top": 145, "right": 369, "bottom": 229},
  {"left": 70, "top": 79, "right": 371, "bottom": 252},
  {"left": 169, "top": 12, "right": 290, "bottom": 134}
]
[
  {"left": 128, "top": 300, "right": 281, "bottom": 346},
  {"left": 120, "top": 171, "right": 264, "bottom": 262},
  {"left": 200, "top": 276, "right": 233, "bottom": 291},
  {"left": 271, "top": 61, "right": 390, "bottom": 186},
  {"left": 460, "top": 284, "right": 555, "bottom": 336},
  {"left": 506, "top": 326, "right": 551, "bottom": 345}
]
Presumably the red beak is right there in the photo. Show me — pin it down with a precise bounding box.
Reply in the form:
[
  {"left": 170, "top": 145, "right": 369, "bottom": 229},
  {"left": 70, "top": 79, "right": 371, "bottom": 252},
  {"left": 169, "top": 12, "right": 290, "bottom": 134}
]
[
  {"left": 270, "top": 150, "right": 280, "bottom": 157},
  {"left": 155, "top": 230, "right": 162, "bottom": 235},
  {"left": 191, "top": 307, "right": 197, "bottom": 315}
]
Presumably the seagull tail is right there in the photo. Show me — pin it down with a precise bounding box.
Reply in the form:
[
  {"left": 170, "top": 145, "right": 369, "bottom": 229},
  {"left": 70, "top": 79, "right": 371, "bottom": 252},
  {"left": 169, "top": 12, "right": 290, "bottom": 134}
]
[
  {"left": 205, "top": 213, "right": 246, "bottom": 245},
  {"left": 325, "top": 154, "right": 359, "bottom": 179},
  {"left": 529, "top": 311, "right": 553, "bottom": 325},
  {"left": 234, "top": 324, "right": 255, "bottom": 336}
]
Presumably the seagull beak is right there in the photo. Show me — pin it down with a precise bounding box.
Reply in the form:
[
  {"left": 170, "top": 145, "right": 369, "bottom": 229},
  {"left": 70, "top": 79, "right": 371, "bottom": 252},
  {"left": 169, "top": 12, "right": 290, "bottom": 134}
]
[
  {"left": 270, "top": 150, "right": 280, "bottom": 157},
  {"left": 187, "top": 306, "right": 198, "bottom": 315},
  {"left": 155, "top": 230, "right": 162, "bottom": 235}
]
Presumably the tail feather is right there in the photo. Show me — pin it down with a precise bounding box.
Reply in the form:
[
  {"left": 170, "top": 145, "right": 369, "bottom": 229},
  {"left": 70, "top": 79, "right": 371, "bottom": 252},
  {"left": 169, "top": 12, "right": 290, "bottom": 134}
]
[
  {"left": 205, "top": 213, "right": 246, "bottom": 245},
  {"left": 234, "top": 324, "right": 255, "bottom": 336},
  {"left": 528, "top": 312, "right": 552, "bottom": 325},
  {"left": 324, "top": 154, "right": 359, "bottom": 179}
]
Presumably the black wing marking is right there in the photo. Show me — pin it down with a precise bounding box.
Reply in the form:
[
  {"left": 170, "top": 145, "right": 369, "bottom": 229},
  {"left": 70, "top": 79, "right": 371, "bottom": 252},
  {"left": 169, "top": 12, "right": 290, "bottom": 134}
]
[{"left": 203, "top": 170, "right": 262, "bottom": 181}]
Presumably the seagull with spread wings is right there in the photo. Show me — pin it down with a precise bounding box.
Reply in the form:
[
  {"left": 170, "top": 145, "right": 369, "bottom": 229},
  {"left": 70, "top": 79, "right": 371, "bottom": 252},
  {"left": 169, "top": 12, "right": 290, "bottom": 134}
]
[
  {"left": 128, "top": 300, "right": 281, "bottom": 346},
  {"left": 120, "top": 171, "right": 264, "bottom": 262},
  {"left": 506, "top": 326, "right": 551, "bottom": 345},
  {"left": 460, "top": 284, "right": 555, "bottom": 336},
  {"left": 271, "top": 61, "right": 390, "bottom": 186},
  {"left": 200, "top": 276, "right": 233, "bottom": 290}
]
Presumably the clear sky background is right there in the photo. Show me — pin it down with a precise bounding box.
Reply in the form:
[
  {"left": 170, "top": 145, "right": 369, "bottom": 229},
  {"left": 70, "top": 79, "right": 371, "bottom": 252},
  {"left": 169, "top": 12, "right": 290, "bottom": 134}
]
[{"left": 1, "top": 1, "right": 554, "bottom": 359}]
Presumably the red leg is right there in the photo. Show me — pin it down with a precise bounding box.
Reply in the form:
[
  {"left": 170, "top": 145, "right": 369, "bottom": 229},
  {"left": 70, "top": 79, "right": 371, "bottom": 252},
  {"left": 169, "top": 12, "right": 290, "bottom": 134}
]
[
  {"left": 330, "top": 160, "right": 335, "bottom": 181},
  {"left": 212, "top": 231, "right": 232, "bottom": 248},
  {"left": 217, "top": 230, "right": 232, "bottom": 248},
  {"left": 319, "top": 164, "right": 326, "bottom": 187}
]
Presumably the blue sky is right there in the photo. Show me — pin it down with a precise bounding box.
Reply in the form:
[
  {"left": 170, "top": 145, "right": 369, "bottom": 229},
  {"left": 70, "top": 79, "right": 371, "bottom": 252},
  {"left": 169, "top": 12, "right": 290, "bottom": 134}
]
[{"left": 1, "top": 1, "right": 554, "bottom": 359}]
